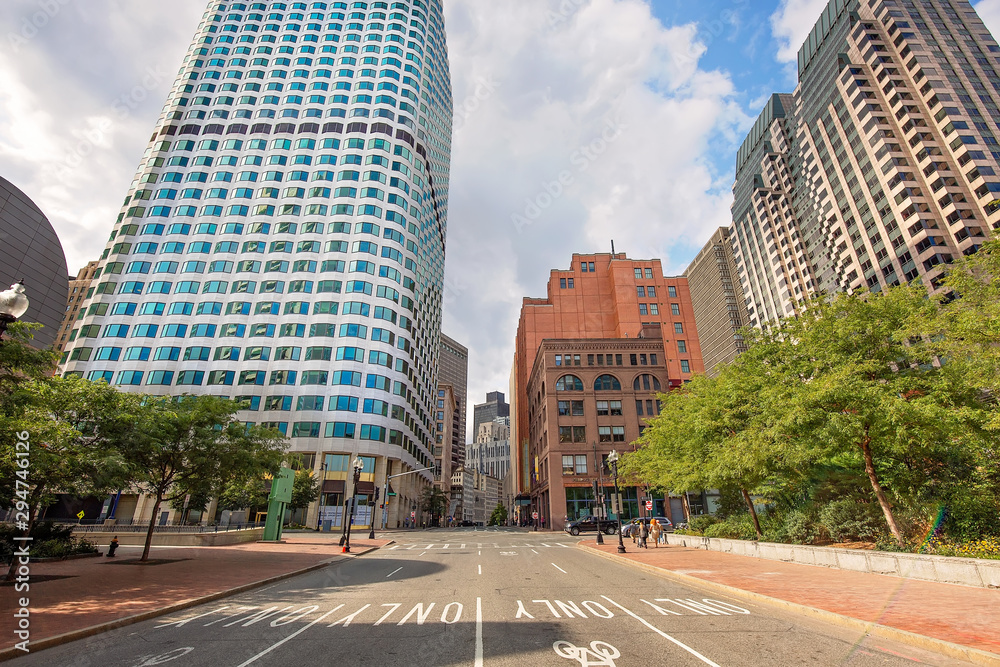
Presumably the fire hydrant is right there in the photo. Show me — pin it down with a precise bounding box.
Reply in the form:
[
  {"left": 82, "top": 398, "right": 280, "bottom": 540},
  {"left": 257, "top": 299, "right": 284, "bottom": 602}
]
[{"left": 106, "top": 536, "right": 119, "bottom": 558}]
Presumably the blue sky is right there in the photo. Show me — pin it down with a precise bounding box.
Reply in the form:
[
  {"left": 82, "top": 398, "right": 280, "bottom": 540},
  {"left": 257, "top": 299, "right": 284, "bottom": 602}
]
[{"left": 1, "top": 0, "right": 999, "bottom": 436}]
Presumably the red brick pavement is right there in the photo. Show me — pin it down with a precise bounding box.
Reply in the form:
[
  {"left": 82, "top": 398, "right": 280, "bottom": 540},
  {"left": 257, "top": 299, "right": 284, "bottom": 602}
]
[
  {"left": 580, "top": 540, "right": 1000, "bottom": 657},
  {"left": 1, "top": 534, "right": 390, "bottom": 652}
]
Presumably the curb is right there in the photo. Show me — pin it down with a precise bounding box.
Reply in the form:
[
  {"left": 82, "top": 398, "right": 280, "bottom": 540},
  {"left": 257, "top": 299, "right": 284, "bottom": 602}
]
[
  {"left": 0, "top": 541, "right": 392, "bottom": 663},
  {"left": 579, "top": 543, "right": 1000, "bottom": 667}
]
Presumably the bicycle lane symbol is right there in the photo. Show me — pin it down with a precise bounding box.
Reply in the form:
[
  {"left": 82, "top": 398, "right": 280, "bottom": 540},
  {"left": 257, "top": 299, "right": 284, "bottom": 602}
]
[{"left": 552, "top": 640, "right": 621, "bottom": 666}]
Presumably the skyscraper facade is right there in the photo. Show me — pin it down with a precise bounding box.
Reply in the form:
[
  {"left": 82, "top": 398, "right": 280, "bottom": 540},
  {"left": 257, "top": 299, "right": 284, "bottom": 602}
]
[
  {"left": 512, "top": 252, "right": 704, "bottom": 495},
  {"left": 437, "top": 332, "right": 468, "bottom": 446},
  {"left": 472, "top": 390, "right": 508, "bottom": 437},
  {"left": 59, "top": 0, "right": 453, "bottom": 529},
  {"left": 683, "top": 227, "right": 751, "bottom": 376},
  {"left": 733, "top": 0, "right": 1000, "bottom": 325}
]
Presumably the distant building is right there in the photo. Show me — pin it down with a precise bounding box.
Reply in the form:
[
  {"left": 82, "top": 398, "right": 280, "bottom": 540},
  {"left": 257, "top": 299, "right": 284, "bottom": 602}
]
[
  {"left": 0, "top": 175, "right": 69, "bottom": 349},
  {"left": 55, "top": 261, "right": 99, "bottom": 355},
  {"left": 435, "top": 384, "right": 458, "bottom": 502},
  {"left": 526, "top": 328, "right": 678, "bottom": 532},
  {"left": 467, "top": 417, "right": 510, "bottom": 481},
  {"left": 438, "top": 333, "right": 469, "bottom": 450},
  {"left": 473, "top": 390, "right": 509, "bottom": 437},
  {"left": 684, "top": 228, "right": 750, "bottom": 376},
  {"left": 512, "top": 252, "right": 705, "bottom": 504}
]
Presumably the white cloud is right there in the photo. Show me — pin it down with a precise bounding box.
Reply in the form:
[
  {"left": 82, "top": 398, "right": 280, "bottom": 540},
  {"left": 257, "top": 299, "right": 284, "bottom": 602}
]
[
  {"left": 974, "top": 0, "right": 1000, "bottom": 36},
  {"left": 770, "top": 0, "right": 829, "bottom": 65},
  {"left": 0, "top": 0, "right": 746, "bottom": 440},
  {"left": 443, "top": 0, "right": 747, "bottom": 422},
  {"left": 0, "top": 0, "right": 207, "bottom": 274}
]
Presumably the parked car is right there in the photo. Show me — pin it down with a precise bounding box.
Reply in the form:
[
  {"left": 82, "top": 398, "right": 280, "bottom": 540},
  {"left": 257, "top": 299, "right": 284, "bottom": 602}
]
[{"left": 564, "top": 516, "right": 619, "bottom": 536}]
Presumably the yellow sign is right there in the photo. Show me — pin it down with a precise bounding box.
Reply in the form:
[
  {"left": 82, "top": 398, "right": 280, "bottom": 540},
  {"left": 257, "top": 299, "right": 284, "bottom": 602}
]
[{"left": 76, "top": 511, "right": 85, "bottom": 519}]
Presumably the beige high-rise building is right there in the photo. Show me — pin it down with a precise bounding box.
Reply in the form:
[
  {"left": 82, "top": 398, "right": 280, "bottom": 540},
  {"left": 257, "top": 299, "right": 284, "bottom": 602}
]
[
  {"left": 55, "top": 261, "right": 100, "bottom": 355},
  {"left": 683, "top": 228, "right": 751, "bottom": 376},
  {"left": 733, "top": 0, "right": 1000, "bottom": 326}
]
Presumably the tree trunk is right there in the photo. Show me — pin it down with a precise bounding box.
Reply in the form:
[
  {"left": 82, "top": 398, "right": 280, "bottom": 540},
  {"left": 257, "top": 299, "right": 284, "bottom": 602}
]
[
  {"left": 681, "top": 493, "right": 691, "bottom": 522},
  {"left": 741, "top": 489, "right": 763, "bottom": 540},
  {"left": 141, "top": 493, "right": 163, "bottom": 562},
  {"left": 859, "top": 435, "right": 904, "bottom": 548}
]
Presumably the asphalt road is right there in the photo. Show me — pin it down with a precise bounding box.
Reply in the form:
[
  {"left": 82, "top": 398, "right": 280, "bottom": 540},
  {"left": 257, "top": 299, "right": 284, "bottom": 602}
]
[{"left": 9, "top": 528, "right": 979, "bottom": 667}]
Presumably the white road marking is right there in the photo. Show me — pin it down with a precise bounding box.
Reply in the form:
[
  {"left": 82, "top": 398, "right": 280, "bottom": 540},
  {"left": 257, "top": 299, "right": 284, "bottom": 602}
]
[
  {"left": 475, "top": 597, "right": 484, "bottom": 667},
  {"left": 419, "top": 551, "right": 428, "bottom": 556},
  {"left": 235, "top": 608, "right": 336, "bottom": 667},
  {"left": 531, "top": 549, "right": 539, "bottom": 555},
  {"left": 388, "top": 545, "right": 400, "bottom": 550},
  {"left": 552, "top": 563, "right": 568, "bottom": 574},
  {"left": 600, "top": 596, "right": 721, "bottom": 667},
  {"left": 478, "top": 564, "right": 482, "bottom": 575},
  {"left": 385, "top": 567, "right": 403, "bottom": 578}
]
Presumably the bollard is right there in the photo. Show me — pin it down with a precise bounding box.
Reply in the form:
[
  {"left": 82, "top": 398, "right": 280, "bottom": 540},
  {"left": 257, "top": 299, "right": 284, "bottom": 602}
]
[{"left": 106, "top": 536, "right": 119, "bottom": 557}]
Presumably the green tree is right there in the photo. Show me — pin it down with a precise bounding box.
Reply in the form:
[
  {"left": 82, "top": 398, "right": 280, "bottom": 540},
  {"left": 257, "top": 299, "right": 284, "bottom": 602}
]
[
  {"left": 488, "top": 503, "right": 507, "bottom": 526},
  {"left": 419, "top": 486, "right": 448, "bottom": 526},
  {"left": 3, "top": 375, "right": 142, "bottom": 581},
  {"left": 289, "top": 468, "right": 320, "bottom": 513},
  {"left": 123, "top": 395, "right": 286, "bottom": 560},
  {"left": 769, "top": 286, "right": 991, "bottom": 547},
  {"left": 217, "top": 477, "right": 270, "bottom": 515}
]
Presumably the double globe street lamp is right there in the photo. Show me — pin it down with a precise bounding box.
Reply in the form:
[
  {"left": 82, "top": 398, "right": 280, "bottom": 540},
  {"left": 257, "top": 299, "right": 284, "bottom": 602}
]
[
  {"left": 607, "top": 449, "right": 626, "bottom": 554},
  {"left": 0, "top": 281, "right": 29, "bottom": 340},
  {"left": 342, "top": 456, "right": 364, "bottom": 553}
]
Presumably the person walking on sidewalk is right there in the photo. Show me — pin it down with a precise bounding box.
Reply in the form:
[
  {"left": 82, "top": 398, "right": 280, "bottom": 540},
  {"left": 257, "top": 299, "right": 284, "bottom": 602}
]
[
  {"left": 649, "top": 519, "right": 662, "bottom": 548},
  {"left": 638, "top": 519, "right": 649, "bottom": 549}
]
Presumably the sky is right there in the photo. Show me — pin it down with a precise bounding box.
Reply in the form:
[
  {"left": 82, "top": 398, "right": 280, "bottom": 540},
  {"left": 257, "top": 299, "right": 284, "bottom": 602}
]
[{"left": 2, "top": 0, "right": 999, "bottom": 439}]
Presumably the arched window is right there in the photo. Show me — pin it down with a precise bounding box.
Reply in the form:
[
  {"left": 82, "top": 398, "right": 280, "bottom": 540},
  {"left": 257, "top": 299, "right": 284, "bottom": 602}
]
[
  {"left": 593, "top": 374, "right": 622, "bottom": 391},
  {"left": 633, "top": 374, "right": 661, "bottom": 392},
  {"left": 555, "top": 374, "right": 583, "bottom": 391}
]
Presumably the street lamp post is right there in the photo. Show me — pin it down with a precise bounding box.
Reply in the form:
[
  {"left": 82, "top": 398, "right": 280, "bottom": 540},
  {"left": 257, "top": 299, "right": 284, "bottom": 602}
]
[
  {"left": 343, "top": 456, "right": 364, "bottom": 553},
  {"left": 0, "top": 281, "right": 29, "bottom": 340},
  {"left": 608, "top": 449, "right": 626, "bottom": 554},
  {"left": 593, "top": 442, "right": 604, "bottom": 545},
  {"left": 316, "top": 462, "right": 327, "bottom": 532}
]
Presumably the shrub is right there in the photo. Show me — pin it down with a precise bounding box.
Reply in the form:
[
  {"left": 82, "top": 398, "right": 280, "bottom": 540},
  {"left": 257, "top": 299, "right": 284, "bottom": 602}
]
[
  {"left": 944, "top": 495, "right": 1000, "bottom": 542},
  {"left": 703, "top": 514, "right": 758, "bottom": 541},
  {"left": 783, "top": 510, "right": 818, "bottom": 544},
  {"left": 819, "top": 500, "right": 885, "bottom": 542},
  {"left": 687, "top": 514, "right": 721, "bottom": 534}
]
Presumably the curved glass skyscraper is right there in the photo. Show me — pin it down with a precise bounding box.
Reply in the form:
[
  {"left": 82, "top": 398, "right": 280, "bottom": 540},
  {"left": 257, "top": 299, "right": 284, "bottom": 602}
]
[{"left": 60, "top": 0, "right": 453, "bottom": 528}]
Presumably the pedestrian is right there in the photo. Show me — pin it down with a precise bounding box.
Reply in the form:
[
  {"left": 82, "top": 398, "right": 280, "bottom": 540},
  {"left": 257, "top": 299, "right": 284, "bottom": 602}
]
[
  {"left": 630, "top": 520, "right": 639, "bottom": 543},
  {"left": 638, "top": 519, "right": 649, "bottom": 548},
  {"left": 649, "top": 519, "right": 662, "bottom": 548}
]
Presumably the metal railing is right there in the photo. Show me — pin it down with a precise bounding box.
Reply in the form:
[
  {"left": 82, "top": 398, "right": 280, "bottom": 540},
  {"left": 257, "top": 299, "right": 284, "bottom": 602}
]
[{"left": 68, "top": 522, "right": 265, "bottom": 534}]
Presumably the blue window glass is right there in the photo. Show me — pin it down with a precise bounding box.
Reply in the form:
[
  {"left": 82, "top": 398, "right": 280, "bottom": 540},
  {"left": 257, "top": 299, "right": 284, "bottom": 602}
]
[
  {"left": 124, "top": 346, "right": 151, "bottom": 361},
  {"left": 190, "top": 323, "right": 218, "bottom": 337},
  {"left": 168, "top": 302, "right": 194, "bottom": 315},
  {"left": 115, "top": 370, "right": 144, "bottom": 386},
  {"left": 153, "top": 347, "right": 180, "bottom": 361},
  {"left": 133, "top": 324, "right": 159, "bottom": 338},
  {"left": 146, "top": 370, "right": 175, "bottom": 386},
  {"left": 95, "top": 347, "right": 122, "bottom": 361},
  {"left": 111, "top": 302, "right": 137, "bottom": 316},
  {"left": 161, "top": 323, "right": 188, "bottom": 338},
  {"left": 103, "top": 324, "right": 129, "bottom": 338},
  {"left": 139, "top": 302, "right": 165, "bottom": 316}
]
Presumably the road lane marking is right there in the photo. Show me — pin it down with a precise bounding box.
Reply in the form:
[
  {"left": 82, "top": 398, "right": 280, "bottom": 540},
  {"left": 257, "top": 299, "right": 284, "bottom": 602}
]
[
  {"left": 155, "top": 606, "right": 231, "bottom": 629},
  {"left": 235, "top": 608, "right": 336, "bottom": 667},
  {"left": 419, "top": 551, "right": 428, "bottom": 556},
  {"left": 531, "top": 549, "right": 539, "bottom": 554},
  {"left": 600, "top": 596, "right": 720, "bottom": 667},
  {"left": 478, "top": 564, "right": 482, "bottom": 575},
  {"left": 386, "top": 567, "right": 403, "bottom": 578},
  {"left": 389, "top": 545, "right": 400, "bottom": 550},
  {"left": 552, "top": 563, "right": 568, "bottom": 574},
  {"left": 475, "top": 597, "right": 483, "bottom": 667}
]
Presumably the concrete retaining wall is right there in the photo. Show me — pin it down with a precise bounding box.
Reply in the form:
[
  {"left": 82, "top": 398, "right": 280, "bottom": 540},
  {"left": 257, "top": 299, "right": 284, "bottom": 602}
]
[
  {"left": 74, "top": 528, "right": 264, "bottom": 548},
  {"left": 665, "top": 534, "right": 1000, "bottom": 589}
]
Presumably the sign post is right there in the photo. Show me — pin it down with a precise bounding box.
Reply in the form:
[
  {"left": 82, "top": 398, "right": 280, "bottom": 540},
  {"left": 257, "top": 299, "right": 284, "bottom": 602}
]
[{"left": 262, "top": 467, "right": 295, "bottom": 542}]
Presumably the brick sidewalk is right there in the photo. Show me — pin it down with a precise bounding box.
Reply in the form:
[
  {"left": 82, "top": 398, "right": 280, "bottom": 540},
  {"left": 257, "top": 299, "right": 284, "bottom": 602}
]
[
  {"left": 1, "top": 534, "right": 390, "bottom": 653},
  {"left": 580, "top": 540, "right": 1000, "bottom": 658}
]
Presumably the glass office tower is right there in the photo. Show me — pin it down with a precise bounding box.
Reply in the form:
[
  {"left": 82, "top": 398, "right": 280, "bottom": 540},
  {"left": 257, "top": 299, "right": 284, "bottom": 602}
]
[
  {"left": 60, "top": 0, "right": 453, "bottom": 528},
  {"left": 732, "top": 0, "right": 1000, "bottom": 326}
]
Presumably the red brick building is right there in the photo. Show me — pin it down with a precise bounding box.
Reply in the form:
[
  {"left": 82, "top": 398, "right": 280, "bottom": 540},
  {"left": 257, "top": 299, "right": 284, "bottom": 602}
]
[{"left": 511, "top": 253, "right": 705, "bottom": 525}]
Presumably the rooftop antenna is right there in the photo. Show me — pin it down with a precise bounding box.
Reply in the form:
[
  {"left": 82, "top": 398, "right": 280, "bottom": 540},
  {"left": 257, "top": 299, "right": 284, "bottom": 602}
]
[{"left": 611, "top": 240, "right": 615, "bottom": 255}]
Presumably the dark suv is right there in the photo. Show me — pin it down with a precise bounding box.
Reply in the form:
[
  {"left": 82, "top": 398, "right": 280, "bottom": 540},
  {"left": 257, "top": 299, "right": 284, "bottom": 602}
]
[{"left": 564, "top": 516, "right": 619, "bottom": 536}]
